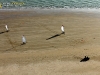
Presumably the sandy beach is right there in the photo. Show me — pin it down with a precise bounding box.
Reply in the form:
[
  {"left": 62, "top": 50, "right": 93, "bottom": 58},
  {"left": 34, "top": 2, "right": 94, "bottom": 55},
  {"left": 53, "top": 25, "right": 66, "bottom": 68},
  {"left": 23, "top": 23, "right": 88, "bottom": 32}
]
[{"left": 0, "top": 9, "right": 100, "bottom": 75}]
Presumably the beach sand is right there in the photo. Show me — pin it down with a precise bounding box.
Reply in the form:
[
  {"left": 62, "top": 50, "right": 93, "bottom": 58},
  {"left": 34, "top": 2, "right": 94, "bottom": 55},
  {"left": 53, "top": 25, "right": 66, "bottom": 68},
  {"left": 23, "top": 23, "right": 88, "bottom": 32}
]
[{"left": 0, "top": 9, "right": 100, "bottom": 75}]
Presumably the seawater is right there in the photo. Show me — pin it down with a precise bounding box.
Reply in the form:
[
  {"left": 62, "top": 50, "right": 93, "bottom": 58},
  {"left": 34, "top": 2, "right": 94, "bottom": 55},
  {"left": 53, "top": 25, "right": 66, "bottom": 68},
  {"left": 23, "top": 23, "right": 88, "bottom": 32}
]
[
  {"left": 1, "top": 0, "right": 100, "bottom": 15},
  {"left": 0, "top": 0, "right": 100, "bottom": 9}
]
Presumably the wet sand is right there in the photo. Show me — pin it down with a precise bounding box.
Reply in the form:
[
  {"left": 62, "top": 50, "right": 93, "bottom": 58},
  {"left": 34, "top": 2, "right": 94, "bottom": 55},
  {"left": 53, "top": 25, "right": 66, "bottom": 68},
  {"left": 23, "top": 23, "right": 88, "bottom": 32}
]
[{"left": 0, "top": 9, "right": 100, "bottom": 75}]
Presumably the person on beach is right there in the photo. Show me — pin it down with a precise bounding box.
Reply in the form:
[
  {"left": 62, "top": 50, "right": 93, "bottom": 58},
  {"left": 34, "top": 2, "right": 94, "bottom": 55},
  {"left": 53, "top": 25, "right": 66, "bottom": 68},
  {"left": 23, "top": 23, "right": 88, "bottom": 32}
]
[
  {"left": 22, "top": 35, "right": 26, "bottom": 44},
  {"left": 61, "top": 25, "right": 65, "bottom": 34},
  {"left": 5, "top": 25, "right": 9, "bottom": 32}
]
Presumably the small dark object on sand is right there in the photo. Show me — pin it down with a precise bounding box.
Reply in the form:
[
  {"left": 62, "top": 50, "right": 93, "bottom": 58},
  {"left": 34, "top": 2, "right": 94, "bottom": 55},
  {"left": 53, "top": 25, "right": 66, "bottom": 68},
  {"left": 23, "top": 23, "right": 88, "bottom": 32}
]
[
  {"left": 80, "top": 56, "right": 90, "bottom": 62},
  {"left": 21, "top": 42, "right": 26, "bottom": 45}
]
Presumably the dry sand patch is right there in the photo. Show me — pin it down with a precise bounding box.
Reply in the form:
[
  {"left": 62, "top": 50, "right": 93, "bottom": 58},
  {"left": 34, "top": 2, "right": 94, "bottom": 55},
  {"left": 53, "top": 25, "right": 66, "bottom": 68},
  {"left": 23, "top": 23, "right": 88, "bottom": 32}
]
[{"left": 0, "top": 10, "right": 100, "bottom": 74}]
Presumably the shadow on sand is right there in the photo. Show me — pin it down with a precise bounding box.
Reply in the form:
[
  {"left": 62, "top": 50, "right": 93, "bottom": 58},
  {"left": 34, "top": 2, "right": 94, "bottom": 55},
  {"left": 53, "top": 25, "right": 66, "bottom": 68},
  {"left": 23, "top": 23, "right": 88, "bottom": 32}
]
[
  {"left": 46, "top": 32, "right": 65, "bottom": 40},
  {"left": 3, "top": 43, "right": 26, "bottom": 53},
  {"left": 0, "top": 31, "right": 9, "bottom": 34}
]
